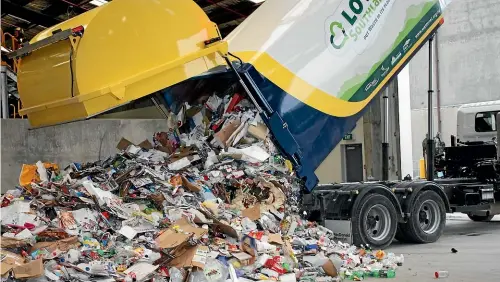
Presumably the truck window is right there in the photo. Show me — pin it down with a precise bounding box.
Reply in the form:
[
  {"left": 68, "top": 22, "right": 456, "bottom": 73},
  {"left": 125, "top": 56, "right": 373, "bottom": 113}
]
[{"left": 475, "top": 111, "right": 498, "bottom": 132}]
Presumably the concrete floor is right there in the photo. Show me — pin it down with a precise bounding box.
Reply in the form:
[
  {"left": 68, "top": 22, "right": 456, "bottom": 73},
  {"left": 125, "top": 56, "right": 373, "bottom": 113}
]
[{"left": 383, "top": 214, "right": 500, "bottom": 282}]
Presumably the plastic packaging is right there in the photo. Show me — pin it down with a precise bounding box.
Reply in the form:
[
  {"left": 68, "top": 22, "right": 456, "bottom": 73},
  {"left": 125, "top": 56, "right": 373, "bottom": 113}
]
[
  {"left": 204, "top": 258, "right": 229, "bottom": 282},
  {"left": 189, "top": 271, "right": 209, "bottom": 282},
  {"left": 241, "top": 217, "right": 257, "bottom": 232},
  {"left": 169, "top": 267, "right": 185, "bottom": 282}
]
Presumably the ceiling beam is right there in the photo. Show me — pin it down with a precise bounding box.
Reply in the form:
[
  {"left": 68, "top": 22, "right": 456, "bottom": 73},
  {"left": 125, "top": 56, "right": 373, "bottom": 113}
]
[
  {"left": 2, "top": 0, "right": 61, "bottom": 28},
  {"left": 17, "top": 0, "right": 34, "bottom": 6},
  {"left": 43, "top": 4, "right": 76, "bottom": 18}
]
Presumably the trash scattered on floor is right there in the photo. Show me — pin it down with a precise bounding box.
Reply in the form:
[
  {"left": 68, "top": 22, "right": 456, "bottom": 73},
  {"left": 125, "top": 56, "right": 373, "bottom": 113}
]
[
  {"left": 1, "top": 89, "right": 404, "bottom": 281},
  {"left": 434, "top": 271, "right": 449, "bottom": 279}
]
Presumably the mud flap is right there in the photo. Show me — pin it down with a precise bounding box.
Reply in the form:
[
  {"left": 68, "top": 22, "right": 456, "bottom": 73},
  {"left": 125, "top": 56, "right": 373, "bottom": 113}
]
[{"left": 324, "top": 219, "right": 353, "bottom": 244}]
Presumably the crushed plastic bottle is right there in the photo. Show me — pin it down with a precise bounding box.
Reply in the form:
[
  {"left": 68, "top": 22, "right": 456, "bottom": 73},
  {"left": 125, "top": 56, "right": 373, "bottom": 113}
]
[
  {"left": 435, "top": 271, "right": 449, "bottom": 279},
  {"left": 370, "top": 269, "right": 396, "bottom": 278},
  {"left": 347, "top": 270, "right": 365, "bottom": 280}
]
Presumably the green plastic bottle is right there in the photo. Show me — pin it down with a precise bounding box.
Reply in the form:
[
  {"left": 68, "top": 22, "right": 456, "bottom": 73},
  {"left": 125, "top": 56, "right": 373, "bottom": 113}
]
[
  {"left": 379, "top": 269, "right": 396, "bottom": 278},
  {"left": 348, "top": 270, "right": 365, "bottom": 280},
  {"left": 370, "top": 269, "right": 380, "bottom": 278}
]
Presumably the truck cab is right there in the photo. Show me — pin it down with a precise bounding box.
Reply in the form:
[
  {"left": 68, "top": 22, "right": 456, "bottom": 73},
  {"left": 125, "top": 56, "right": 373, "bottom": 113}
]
[{"left": 457, "top": 100, "right": 500, "bottom": 144}]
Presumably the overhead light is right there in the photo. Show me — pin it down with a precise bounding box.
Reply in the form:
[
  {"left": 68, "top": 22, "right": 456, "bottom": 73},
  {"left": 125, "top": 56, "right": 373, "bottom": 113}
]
[
  {"left": 249, "top": 0, "right": 265, "bottom": 3},
  {"left": 90, "top": 0, "right": 108, "bottom": 7}
]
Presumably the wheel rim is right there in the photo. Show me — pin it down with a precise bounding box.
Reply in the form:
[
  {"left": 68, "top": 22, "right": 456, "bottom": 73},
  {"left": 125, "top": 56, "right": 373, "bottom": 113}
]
[
  {"left": 418, "top": 199, "right": 441, "bottom": 234},
  {"left": 364, "top": 204, "right": 391, "bottom": 241}
]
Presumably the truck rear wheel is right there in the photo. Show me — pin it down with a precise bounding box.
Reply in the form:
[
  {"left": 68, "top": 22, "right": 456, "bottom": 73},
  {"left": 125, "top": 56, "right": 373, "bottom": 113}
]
[
  {"left": 400, "top": 190, "right": 446, "bottom": 243},
  {"left": 352, "top": 194, "right": 397, "bottom": 249},
  {"left": 467, "top": 214, "right": 494, "bottom": 222}
]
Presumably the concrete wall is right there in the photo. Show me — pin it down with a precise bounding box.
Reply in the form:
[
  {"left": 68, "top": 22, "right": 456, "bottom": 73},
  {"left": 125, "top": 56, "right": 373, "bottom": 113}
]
[
  {"left": 409, "top": 0, "right": 500, "bottom": 176},
  {"left": 0, "top": 119, "right": 169, "bottom": 192}
]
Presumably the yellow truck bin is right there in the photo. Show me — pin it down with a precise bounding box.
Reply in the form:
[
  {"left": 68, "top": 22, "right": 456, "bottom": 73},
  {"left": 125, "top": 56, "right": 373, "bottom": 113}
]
[{"left": 11, "top": 0, "right": 227, "bottom": 127}]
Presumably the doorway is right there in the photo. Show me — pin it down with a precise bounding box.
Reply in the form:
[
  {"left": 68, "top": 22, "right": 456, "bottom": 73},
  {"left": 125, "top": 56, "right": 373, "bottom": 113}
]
[{"left": 345, "top": 143, "right": 364, "bottom": 182}]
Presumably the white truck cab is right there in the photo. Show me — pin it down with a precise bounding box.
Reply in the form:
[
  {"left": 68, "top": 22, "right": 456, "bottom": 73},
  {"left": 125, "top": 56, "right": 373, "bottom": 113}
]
[{"left": 457, "top": 100, "right": 500, "bottom": 143}]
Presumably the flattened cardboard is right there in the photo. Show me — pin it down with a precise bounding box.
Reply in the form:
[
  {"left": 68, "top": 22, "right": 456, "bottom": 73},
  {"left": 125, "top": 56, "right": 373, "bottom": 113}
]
[
  {"left": 156, "top": 218, "right": 206, "bottom": 249},
  {"left": 0, "top": 236, "right": 29, "bottom": 248},
  {"left": 116, "top": 138, "right": 134, "bottom": 151},
  {"left": 248, "top": 123, "right": 269, "bottom": 140},
  {"left": 156, "top": 145, "right": 174, "bottom": 155},
  {"left": 169, "top": 246, "right": 209, "bottom": 269},
  {"left": 268, "top": 233, "right": 284, "bottom": 245},
  {"left": 30, "top": 236, "right": 80, "bottom": 253},
  {"left": 211, "top": 220, "right": 238, "bottom": 238},
  {"left": 13, "top": 259, "right": 43, "bottom": 279},
  {"left": 0, "top": 250, "right": 25, "bottom": 275},
  {"left": 242, "top": 204, "right": 261, "bottom": 221},
  {"left": 214, "top": 119, "right": 241, "bottom": 147},
  {"left": 138, "top": 140, "right": 154, "bottom": 150}
]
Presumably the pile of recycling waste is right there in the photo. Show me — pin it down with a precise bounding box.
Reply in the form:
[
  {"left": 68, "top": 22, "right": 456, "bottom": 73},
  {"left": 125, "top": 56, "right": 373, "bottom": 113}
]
[{"left": 1, "top": 85, "right": 404, "bottom": 281}]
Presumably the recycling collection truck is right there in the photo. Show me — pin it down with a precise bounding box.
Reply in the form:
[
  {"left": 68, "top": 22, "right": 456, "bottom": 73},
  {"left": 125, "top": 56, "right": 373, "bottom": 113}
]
[{"left": 9, "top": 0, "right": 500, "bottom": 249}]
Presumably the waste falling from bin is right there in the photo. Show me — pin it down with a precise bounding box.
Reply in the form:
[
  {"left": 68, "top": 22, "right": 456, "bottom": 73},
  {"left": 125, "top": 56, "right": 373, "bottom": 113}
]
[{"left": 1, "top": 89, "right": 404, "bottom": 281}]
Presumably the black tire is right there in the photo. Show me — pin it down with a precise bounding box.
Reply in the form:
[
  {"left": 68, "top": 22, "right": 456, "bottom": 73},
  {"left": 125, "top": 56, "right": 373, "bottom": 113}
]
[
  {"left": 468, "top": 214, "right": 494, "bottom": 222},
  {"left": 352, "top": 194, "right": 398, "bottom": 249},
  {"left": 399, "top": 190, "right": 446, "bottom": 243}
]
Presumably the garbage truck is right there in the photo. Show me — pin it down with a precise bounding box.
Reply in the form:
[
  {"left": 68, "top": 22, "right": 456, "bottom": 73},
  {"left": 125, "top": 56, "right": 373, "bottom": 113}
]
[{"left": 9, "top": 0, "right": 499, "bottom": 249}]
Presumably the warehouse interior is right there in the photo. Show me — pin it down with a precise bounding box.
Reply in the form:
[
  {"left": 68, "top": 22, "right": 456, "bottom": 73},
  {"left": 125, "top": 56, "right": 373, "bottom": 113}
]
[{"left": 1, "top": 0, "right": 500, "bottom": 281}]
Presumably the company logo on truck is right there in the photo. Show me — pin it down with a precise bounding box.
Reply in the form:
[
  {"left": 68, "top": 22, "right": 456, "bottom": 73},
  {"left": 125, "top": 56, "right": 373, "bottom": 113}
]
[{"left": 326, "top": 0, "right": 394, "bottom": 51}]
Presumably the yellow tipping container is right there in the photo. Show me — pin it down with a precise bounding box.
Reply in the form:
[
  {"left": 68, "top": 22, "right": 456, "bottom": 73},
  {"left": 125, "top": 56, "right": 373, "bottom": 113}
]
[{"left": 15, "top": 0, "right": 227, "bottom": 127}]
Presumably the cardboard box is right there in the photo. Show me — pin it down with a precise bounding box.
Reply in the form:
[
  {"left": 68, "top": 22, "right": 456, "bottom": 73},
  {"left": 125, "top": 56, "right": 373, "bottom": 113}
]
[
  {"left": 0, "top": 250, "right": 25, "bottom": 276},
  {"left": 13, "top": 259, "right": 44, "bottom": 279},
  {"left": 155, "top": 218, "right": 207, "bottom": 249},
  {"left": 168, "top": 245, "right": 209, "bottom": 269}
]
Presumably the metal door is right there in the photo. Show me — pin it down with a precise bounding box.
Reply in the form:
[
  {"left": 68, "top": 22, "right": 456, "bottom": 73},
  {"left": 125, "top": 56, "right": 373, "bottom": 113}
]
[{"left": 345, "top": 144, "right": 363, "bottom": 182}]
